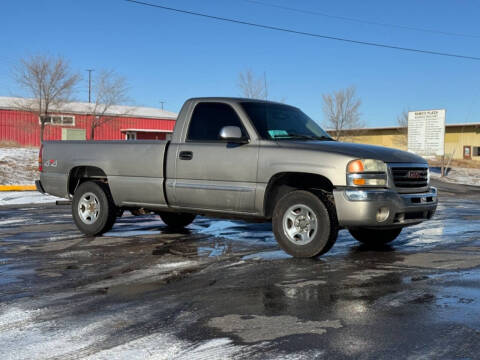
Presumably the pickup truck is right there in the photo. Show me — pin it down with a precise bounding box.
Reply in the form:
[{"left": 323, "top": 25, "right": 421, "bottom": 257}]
[{"left": 37, "top": 97, "right": 438, "bottom": 258}]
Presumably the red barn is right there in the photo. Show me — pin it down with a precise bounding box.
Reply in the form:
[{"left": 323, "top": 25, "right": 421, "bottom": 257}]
[{"left": 0, "top": 97, "right": 177, "bottom": 147}]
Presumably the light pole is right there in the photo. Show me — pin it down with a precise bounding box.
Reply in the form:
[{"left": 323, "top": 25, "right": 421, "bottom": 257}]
[{"left": 86, "top": 69, "right": 94, "bottom": 103}]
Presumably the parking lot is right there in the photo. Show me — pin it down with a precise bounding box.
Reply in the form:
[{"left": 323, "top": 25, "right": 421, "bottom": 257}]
[{"left": 1, "top": 179, "right": 480, "bottom": 359}]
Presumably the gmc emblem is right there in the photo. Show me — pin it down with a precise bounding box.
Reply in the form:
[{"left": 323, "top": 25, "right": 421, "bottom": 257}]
[{"left": 407, "top": 170, "right": 423, "bottom": 179}]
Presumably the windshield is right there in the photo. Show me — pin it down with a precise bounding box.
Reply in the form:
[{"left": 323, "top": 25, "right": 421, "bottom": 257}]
[{"left": 241, "top": 102, "right": 333, "bottom": 141}]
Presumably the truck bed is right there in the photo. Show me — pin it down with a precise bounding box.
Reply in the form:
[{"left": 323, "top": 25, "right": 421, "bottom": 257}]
[{"left": 41, "top": 140, "right": 170, "bottom": 209}]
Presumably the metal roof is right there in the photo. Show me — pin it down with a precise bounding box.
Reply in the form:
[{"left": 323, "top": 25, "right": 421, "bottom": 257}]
[{"left": 0, "top": 97, "right": 177, "bottom": 120}]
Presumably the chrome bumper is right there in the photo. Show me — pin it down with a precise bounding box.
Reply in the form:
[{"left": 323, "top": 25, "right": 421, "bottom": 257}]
[{"left": 333, "top": 187, "right": 438, "bottom": 228}]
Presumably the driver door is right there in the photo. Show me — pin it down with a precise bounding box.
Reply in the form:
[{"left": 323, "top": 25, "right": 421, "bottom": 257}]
[{"left": 173, "top": 102, "right": 259, "bottom": 213}]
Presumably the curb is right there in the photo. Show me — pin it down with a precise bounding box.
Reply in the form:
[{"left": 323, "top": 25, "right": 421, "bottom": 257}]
[{"left": 0, "top": 185, "right": 37, "bottom": 191}]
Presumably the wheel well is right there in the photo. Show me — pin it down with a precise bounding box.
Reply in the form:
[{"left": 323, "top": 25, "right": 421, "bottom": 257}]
[
  {"left": 68, "top": 166, "right": 108, "bottom": 196},
  {"left": 264, "top": 172, "right": 334, "bottom": 219}
]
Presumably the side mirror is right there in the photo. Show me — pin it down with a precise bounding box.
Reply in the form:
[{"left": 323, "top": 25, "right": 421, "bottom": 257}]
[{"left": 219, "top": 126, "right": 247, "bottom": 143}]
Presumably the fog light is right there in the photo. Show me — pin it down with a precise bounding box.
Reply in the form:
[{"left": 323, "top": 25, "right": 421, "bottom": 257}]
[{"left": 376, "top": 207, "right": 390, "bottom": 222}]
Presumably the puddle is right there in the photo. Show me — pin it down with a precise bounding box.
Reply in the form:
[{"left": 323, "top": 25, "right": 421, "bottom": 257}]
[
  {"left": 104, "top": 229, "right": 162, "bottom": 238},
  {"left": 192, "top": 220, "right": 276, "bottom": 244},
  {"left": 243, "top": 250, "right": 291, "bottom": 261},
  {"left": 197, "top": 243, "right": 233, "bottom": 257},
  {"left": 0, "top": 263, "right": 35, "bottom": 285},
  {"left": 208, "top": 314, "right": 342, "bottom": 342},
  {"left": 426, "top": 271, "right": 480, "bottom": 324}
]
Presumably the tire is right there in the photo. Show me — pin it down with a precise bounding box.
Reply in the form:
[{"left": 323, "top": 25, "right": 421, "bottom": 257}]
[
  {"left": 72, "top": 181, "right": 117, "bottom": 236},
  {"left": 349, "top": 227, "right": 402, "bottom": 245},
  {"left": 158, "top": 212, "right": 196, "bottom": 229},
  {"left": 272, "top": 190, "right": 338, "bottom": 258}
]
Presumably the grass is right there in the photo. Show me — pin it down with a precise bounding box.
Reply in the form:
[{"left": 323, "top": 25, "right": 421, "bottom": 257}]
[
  {"left": 0, "top": 140, "right": 21, "bottom": 147},
  {"left": 0, "top": 141, "right": 39, "bottom": 149},
  {"left": 428, "top": 157, "right": 480, "bottom": 169}
]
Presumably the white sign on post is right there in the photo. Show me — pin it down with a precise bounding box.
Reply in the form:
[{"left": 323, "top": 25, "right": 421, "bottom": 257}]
[{"left": 408, "top": 109, "right": 446, "bottom": 156}]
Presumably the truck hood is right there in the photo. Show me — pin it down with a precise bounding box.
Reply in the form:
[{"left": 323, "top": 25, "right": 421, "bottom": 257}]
[{"left": 276, "top": 140, "right": 427, "bottom": 164}]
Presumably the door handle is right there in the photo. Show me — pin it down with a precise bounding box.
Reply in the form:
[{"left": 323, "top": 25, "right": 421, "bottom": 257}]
[{"left": 179, "top": 151, "right": 193, "bottom": 160}]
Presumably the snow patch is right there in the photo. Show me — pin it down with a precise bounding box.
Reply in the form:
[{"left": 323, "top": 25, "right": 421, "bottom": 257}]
[
  {"left": 0, "top": 306, "right": 41, "bottom": 327},
  {"left": 431, "top": 166, "right": 480, "bottom": 186},
  {"left": 156, "top": 261, "right": 195, "bottom": 269},
  {"left": 0, "top": 147, "right": 39, "bottom": 185},
  {"left": 86, "top": 336, "right": 247, "bottom": 360},
  {"left": 0, "top": 218, "right": 25, "bottom": 226},
  {"left": 0, "top": 311, "right": 103, "bottom": 360},
  {"left": 0, "top": 191, "right": 58, "bottom": 205}
]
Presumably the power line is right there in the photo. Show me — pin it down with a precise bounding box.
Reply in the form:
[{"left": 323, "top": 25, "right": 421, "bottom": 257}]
[
  {"left": 123, "top": 0, "right": 480, "bottom": 61},
  {"left": 242, "top": 0, "right": 480, "bottom": 39}
]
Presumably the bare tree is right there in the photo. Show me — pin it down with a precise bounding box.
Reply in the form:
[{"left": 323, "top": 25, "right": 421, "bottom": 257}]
[
  {"left": 238, "top": 69, "right": 268, "bottom": 99},
  {"left": 394, "top": 110, "right": 409, "bottom": 147},
  {"left": 13, "top": 55, "right": 80, "bottom": 142},
  {"left": 88, "top": 70, "right": 129, "bottom": 140},
  {"left": 322, "top": 86, "right": 363, "bottom": 141}
]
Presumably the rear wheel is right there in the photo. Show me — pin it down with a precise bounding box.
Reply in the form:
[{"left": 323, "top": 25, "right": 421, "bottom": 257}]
[
  {"left": 158, "top": 212, "right": 196, "bottom": 229},
  {"left": 349, "top": 227, "right": 402, "bottom": 245},
  {"left": 272, "top": 190, "right": 338, "bottom": 258},
  {"left": 72, "top": 181, "right": 117, "bottom": 236}
]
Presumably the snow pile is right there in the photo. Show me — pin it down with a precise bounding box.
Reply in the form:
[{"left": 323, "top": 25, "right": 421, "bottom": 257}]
[
  {"left": 0, "top": 191, "right": 58, "bottom": 205},
  {"left": 430, "top": 166, "right": 480, "bottom": 186},
  {"left": 0, "top": 147, "right": 39, "bottom": 185}
]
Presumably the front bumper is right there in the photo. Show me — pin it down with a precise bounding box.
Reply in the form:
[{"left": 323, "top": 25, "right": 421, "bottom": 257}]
[{"left": 333, "top": 187, "right": 438, "bottom": 228}]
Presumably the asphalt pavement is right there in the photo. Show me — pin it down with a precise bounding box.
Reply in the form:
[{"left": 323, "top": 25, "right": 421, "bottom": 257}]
[{"left": 1, "top": 179, "right": 480, "bottom": 359}]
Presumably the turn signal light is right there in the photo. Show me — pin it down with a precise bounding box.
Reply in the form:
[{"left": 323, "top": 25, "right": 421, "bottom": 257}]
[{"left": 352, "top": 178, "right": 366, "bottom": 186}]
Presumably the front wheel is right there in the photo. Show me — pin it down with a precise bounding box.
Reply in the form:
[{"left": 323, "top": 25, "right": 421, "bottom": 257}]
[
  {"left": 272, "top": 190, "right": 338, "bottom": 258},
  {"left": 72, "top": 181, "right": 117, "bottom": 236},
  {"left": 349, "top": 227, "right": 402, "bottom": 245},
  {"left": 158, "top": 212, "right": 196, "bottom": 229}
]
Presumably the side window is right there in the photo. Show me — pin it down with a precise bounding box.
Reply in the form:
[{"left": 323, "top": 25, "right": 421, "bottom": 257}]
[{"left": 187, "top": 102, "right": 247, "bottom": 141}]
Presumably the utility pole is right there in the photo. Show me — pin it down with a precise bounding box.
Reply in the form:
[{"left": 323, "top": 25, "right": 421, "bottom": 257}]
[
  {"left": 264, "top": 71, "right": 268, "bottom": 100},
  {"left": 86, "top": 69, "right": 94, "bottom": 103},
  {"left": 159, "top": 100, "right": 165, "bottom": 110}
]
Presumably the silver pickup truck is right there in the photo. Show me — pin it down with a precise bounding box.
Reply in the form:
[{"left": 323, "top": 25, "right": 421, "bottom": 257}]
[{"left": 37, "top": 97, "right": 437, "bottom": 258}]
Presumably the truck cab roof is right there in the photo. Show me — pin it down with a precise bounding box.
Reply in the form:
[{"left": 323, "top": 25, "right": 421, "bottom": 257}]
[{"left": 185, "top": 97, "right": 288, "bottom": 106}]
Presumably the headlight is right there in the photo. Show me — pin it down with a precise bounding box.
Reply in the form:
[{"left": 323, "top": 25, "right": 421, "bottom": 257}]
[
  {"left": 347, "top": 159, "right": 387, "bottom": 173},
  {"left": 347, "top": 159, "right": 387, "bottom": 187}
]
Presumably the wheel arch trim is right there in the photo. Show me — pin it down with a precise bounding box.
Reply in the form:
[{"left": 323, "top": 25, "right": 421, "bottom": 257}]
[{"left": 263, "top": 172, "right": 335, "bottom": 219}]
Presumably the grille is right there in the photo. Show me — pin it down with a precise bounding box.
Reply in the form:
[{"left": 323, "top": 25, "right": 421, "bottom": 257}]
[{"left": 391, "top": 167, "right": 428, "bottom": 188}]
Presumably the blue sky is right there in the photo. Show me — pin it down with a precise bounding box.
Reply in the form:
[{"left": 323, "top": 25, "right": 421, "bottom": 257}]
[{"left": 0, "top": 0, "right": 479, "bottom": 127}]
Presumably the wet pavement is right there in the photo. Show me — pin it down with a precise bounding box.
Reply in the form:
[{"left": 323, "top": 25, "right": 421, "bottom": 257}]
[{"left": 1, "top": 179, "right": 480, "bottom": 359}]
